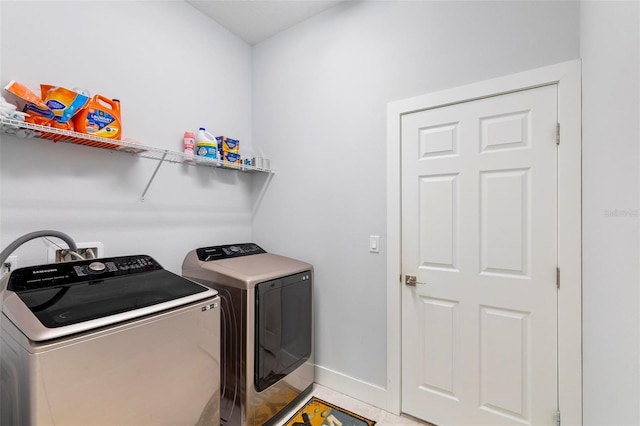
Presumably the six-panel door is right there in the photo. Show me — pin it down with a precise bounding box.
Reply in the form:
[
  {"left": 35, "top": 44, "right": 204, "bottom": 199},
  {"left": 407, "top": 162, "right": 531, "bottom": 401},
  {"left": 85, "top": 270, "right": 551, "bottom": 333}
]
[{"left": 401, "top": 85, "right": 559, "bottom": 426}]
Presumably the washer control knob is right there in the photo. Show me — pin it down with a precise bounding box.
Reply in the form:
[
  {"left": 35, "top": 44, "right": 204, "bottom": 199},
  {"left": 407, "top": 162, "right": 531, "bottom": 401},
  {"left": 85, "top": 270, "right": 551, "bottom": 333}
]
[{"left": 89, "top": 262, "right": 106, "bottom": 272}]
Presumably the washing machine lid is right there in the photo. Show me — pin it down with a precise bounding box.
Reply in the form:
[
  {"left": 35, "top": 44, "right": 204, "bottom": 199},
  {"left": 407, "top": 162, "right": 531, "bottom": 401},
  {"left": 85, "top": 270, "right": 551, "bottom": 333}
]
[{"left": 2, "top": 255, "right": 217, "bottom": 342}]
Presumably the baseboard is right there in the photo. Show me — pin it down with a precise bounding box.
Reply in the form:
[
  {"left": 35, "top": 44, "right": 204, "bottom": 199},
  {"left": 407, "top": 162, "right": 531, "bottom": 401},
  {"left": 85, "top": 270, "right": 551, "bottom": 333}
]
[{"left": 314, "top": 364, "right": 388, "bottom": 411}]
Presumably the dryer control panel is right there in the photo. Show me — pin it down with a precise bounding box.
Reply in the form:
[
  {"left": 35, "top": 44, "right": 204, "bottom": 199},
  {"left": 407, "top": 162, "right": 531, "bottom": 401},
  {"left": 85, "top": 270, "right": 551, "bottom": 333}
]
[{"left": 196, "top": 243, "right": 266, "bottom": 261}]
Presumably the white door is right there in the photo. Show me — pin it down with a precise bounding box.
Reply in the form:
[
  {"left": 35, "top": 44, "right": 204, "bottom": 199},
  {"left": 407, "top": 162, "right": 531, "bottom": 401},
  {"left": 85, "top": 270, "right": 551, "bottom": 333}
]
[{"left": 401, "top": 85, "right": 558, "bottom": 426}]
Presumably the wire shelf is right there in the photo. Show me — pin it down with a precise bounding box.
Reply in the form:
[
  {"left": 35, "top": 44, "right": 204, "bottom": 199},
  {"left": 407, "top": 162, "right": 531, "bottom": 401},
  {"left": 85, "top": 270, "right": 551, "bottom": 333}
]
[{"left": 0, "top": 116, "right": 274, "bottom": 174}]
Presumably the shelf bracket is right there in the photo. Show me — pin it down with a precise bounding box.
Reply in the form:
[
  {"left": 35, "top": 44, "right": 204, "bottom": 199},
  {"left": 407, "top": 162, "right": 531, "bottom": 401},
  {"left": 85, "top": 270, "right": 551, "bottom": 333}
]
[
  {"left": 251, "top": 170, "right": 275, "bottom": 219},
  {"left": 141, "top": 151, "right": 168, "bottom": 201}
]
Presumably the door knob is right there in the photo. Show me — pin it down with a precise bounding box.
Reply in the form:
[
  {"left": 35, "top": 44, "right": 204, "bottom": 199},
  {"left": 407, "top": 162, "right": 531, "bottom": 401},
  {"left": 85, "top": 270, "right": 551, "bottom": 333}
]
[{"left": 405, "top": 275, "right": 426, "bottom": 286}]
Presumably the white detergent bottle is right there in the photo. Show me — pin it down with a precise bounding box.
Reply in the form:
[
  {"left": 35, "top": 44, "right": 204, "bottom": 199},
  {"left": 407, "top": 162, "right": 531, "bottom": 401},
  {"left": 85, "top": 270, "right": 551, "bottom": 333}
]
[{"left": 195, "top": 127, "right": 218, "bottom": 159}]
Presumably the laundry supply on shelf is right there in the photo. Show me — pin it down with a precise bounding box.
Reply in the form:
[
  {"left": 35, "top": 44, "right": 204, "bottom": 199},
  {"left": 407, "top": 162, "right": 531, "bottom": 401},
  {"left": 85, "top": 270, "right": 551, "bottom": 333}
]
[
  {"left": 216, "top": 135, "right": 242, "bottom": 168},
  {"left": 4, "top": 80, "right": 53, "bottom": 120},
  {"left": 0, "top": 95, "right": 26, "bottom": 121},
  {"left": 221, "top": 151, "right": 241, "bottom": 165},
  {"left": 73, "top": 95, "right": 122, "bottom": 140},
  {"left": 195, "top": 128, "right": 218, "bottom": 159},
  {"left": 183, "top": 131, "right": 195, "bottom": 161},
  {"left": 3, "top": 81, "right": 111, "bottom": 134},
  {"left": 252, "top": 156, "right": 270, "bottom": 169},
  {"left": 216, "top": 136, "right": 239, "bottom": 154},
  {"left": 40, "top": 85, "right": 89, "bottom": 125}
]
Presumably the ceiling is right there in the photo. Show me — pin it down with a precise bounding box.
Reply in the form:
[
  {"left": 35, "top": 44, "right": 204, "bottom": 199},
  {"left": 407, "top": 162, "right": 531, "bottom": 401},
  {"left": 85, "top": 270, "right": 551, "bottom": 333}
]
[{"left": 186, "top": 0, "right": 346, "bottom": 45}]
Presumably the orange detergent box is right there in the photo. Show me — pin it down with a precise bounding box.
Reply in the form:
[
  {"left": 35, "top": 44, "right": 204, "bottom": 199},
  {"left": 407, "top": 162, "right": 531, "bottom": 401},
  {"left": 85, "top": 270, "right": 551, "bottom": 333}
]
[
  {"left": 220, "top": 151, "right": 241, "bottom": 169},
  {"left": 221, "top": 151, "right": 241, "bottom": 164},
  {"left": 216, "top": 136, "right": 239, "bottom": 153}
]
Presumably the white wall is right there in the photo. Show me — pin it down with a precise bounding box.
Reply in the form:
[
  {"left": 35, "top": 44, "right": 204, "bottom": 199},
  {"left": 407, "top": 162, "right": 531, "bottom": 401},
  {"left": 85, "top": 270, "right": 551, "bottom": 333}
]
[
  {"left": 0, "top": 1, "right": 255, "bottom": 273},
  {"left": 581, "top": 2, "right": 640, "bottom": 425},
  {"left": 252, "top": 0, "right": 579, "bottom": 400}
]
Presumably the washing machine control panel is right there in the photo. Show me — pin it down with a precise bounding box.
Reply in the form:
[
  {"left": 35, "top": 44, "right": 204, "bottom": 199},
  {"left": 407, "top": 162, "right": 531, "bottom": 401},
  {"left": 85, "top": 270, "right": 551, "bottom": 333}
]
[
  {"left": 7, "top": 255, "right": 162, "bottom": 292},
  {"left": 196, "top": 243, "right": 266, "bottom": 261}
]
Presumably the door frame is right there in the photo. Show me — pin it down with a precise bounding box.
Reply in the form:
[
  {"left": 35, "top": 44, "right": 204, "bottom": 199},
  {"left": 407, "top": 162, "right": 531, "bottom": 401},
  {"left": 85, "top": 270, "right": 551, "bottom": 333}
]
[{"left": 386, "top": 60, "right": 582, "bottom": 424}]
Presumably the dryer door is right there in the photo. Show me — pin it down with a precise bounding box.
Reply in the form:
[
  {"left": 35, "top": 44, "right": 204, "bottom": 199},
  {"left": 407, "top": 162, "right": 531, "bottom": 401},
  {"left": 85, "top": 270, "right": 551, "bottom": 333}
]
[{"left": 254, "top": 271, "right": 312, "bottom": 392}]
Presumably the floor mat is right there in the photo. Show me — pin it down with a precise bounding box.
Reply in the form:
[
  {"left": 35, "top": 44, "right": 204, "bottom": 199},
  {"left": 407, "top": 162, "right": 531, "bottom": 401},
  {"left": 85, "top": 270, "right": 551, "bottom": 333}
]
[{"left": 282, "top": 396, "right": 376, "bottom": 426}]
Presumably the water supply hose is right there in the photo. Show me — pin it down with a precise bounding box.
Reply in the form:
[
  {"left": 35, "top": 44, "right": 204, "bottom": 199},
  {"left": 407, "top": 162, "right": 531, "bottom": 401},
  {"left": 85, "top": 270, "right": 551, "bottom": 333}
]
[{"left": 0, "top": 230, "right": 78, "bottom": 269}]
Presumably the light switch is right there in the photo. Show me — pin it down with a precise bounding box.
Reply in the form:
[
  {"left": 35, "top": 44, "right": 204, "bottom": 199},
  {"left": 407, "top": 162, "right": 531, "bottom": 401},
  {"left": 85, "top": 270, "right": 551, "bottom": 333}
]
[{"left": 369, "top": 235, "right": 380, "bottom": 253}]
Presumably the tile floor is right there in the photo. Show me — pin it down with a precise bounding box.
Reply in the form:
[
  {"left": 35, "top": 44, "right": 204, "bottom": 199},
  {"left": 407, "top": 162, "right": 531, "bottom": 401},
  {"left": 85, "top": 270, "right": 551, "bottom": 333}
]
[{"left": 274, "top": 384, "right": 431, "bottom": 426}]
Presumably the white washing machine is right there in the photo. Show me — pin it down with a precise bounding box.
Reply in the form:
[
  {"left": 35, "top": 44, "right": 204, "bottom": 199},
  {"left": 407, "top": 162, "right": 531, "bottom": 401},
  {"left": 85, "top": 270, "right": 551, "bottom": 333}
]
[
  {"left": 0, "top": 254, "right": 221, "bottom": 426},
  {"left": 182, "top": 243, "right": 314, "bottom": 426}
]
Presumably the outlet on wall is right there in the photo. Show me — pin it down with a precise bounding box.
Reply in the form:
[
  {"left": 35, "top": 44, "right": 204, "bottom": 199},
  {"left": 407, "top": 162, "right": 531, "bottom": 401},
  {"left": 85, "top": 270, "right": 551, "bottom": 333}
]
[
  {"left": 47, "top": 242, "right": 104, "bottom": 263},
  {"left": 1, "top": 255, "right": 18, "bottom": 277}
]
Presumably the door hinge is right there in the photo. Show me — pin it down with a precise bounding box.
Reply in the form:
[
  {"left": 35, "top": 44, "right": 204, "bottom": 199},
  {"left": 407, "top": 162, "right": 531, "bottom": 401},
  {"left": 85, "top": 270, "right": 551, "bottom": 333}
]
[
  {"left": 556, "top": 267, "right": 560, "bottom": 289},
  {"left": 556, "top": 123, "right": 560, "bottom": 145},
  {"left": 555, "top": 409, "right": 561, "bottom": 426}
]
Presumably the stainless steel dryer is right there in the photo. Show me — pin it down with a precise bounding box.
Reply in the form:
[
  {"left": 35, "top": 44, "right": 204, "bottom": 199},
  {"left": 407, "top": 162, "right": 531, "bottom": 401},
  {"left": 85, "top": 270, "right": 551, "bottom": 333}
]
[
  {"left": 182, "top": 244, "right": 313, "bottom": 426},
  {"left": 0, "top": 255, "right": 221, "bottom": 426}
]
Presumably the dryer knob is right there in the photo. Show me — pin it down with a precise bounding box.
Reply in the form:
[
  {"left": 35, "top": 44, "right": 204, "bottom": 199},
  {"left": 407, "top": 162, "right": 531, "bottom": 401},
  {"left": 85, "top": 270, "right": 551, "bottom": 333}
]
[{"left": 89, "top": 262, "right": 106, "bottom": 272}]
